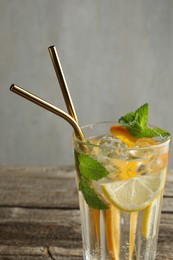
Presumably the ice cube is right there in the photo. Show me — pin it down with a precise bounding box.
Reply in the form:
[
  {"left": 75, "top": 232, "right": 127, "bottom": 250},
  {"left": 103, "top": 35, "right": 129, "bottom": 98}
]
[
  {"left": 99, "top": 135, "right": 126, "bottom": 148},
  {"left": 132, "top": 138, "right": 168, "bottom": 174},
  {"left": 148, "top": 153, "right": 165, "bottom": 173},
  {"left": 130, "top": 139, "right": 155, "bottom": 160},
  {"left": 96, "top": 135, "right": 128, "bottom": 158},
  {"left": 134, "top": 139, "right": 154, "bottom": 147},
  {"left": 130, "top": 149, "right": 152, "bottom": 160},
  {"left": 89, "top": 136, "right": 125, "bottom": 177},
  {"left": 95, "top": 153, "right": 120, "bottom": 175}
]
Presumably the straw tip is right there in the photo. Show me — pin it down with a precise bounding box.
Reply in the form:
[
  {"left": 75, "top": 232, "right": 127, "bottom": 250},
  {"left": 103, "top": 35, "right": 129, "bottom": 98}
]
[
  {"left": 10, "top": 84, "right": 15, "bottom": 91},
  {"left": 48, "top": 45, "right": 56, "bottom": 50}
]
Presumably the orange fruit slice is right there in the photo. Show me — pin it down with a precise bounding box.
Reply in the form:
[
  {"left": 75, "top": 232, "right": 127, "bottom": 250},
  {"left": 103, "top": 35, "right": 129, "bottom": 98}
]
[
  {"left": 110, "top": 125, "right": 139, "bottom": 180},
  {"left": 90, "top": 208, "right": 100, "bottom": 245},
  {"left": 134, "top": 137, "right": 158, "bottom": 146},
  {"left": 110, "top": 125, "right": 137, "bottom": 147},
  {"left": 105, "top": 205, "right": 120, "bottom": 260}
]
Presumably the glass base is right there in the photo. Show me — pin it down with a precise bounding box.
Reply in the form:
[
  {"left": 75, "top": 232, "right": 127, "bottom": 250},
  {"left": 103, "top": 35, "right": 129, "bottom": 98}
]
[{"left": 79, "top": 192, "right": 162, "bottom": 260}]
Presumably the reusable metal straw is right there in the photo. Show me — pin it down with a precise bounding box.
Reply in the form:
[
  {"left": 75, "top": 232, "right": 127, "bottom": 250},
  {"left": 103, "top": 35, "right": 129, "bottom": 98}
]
[
  {"left": 48, "top": 45, "right": 78, "bottom": 123},
  {"left": 10, "top": 84, "right": 85, "bottom": 140},
  {"left": 47, "top": 46, "right": 88, "bottom": 150}
]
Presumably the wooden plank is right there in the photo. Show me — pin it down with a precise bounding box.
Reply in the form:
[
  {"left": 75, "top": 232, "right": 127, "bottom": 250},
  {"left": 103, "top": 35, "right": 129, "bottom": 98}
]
[
  {"left": 0, "top": 208, "right": 81, "bottom": 247},
  {"left": 165, "top": 171, "right": 173, "bottom": 197},
  {"left": 49, "top": 246, "right": 82, "bottom": 260},
  {"left": 0, "top": 207, "right": 172, "bottom": 257},
  {"left": 162, "top": 197, "right": 173, "bottom": 213},
  {"left": 49, "top": 242, "right": 173, "bottom": 260},
  {"left": 0, "top": 165, "right": 79, "bottom": 209},
  {"left": 0, "top": 244, "right": 172, "bottom": 260},
  {"left": 0, "top": 246, "right": 51, "bottom": 260},
  {"left": 0, "top": 166, "right": 172, "bottom": 210},
  {"left": 0, "top": 207, "right": 172, "bottom": 242},
  {"left": 0, "top": 164, "right": 76, "bottom": 177},
  {"left": 0, "top": 166, "right": 172, "bottom": 259},
  {"left": 156, "top": 242, "right": 173, "bottom": 260}
]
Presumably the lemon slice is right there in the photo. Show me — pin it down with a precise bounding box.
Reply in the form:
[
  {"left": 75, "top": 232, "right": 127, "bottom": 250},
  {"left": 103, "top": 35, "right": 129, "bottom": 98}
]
[
  {"left": 141, "top": 203, "right": 153, "bottom": 239},
  {"left": 101, "top": 171, "right": 165, "bottom": 212}
]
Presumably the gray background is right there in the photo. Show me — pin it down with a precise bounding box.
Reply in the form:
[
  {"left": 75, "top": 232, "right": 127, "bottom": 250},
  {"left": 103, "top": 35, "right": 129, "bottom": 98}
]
[{"left": 0, "top": 0, "right": 172, "bottom": 167}]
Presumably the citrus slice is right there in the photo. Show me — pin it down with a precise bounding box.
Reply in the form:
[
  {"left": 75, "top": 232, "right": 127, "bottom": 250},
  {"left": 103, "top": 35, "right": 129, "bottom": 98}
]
[
  {"left": 129, "top": 212, "right": 138, "bottom": 259},
  {"left": 141, "top": 203, "right": 153, "bottom": 239},
  {"left": 90, "top": 208, "right": 100, "bottom": 244},
  {"left": 134, "top": 137, "right": 158, "bottom": 146},
  {"left": 101, "top": 171, "right": 165, "bottom": 212},
  {"left": 105, "top": 205, "right": 120, "bottom": 260},
  {"left": 141, "top": 190, "right": 163, "bottom": 239},
  {"left": 110, "top": 125, "right": 138, "bottom": 147}
]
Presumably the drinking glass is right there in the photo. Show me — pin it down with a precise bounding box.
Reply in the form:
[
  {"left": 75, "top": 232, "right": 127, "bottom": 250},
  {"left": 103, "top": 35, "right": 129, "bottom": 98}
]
[{"left": 73, "top": 122, "right": 170, "bottom": 260}]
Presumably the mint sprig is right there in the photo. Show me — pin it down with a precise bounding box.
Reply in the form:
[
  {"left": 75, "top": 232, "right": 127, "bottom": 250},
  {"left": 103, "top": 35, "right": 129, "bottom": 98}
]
[
  {"left": 79, "top": 176, "right": 108, "bottom": 210},
  {"left": 78, "top": 153, "right": 109, "bottom": 180},
  {"left": 118, "top": 103, "right": 170, "bottom": 139},
  {"left": 77, "top": 153, "right": 109, "bottom": 210}
]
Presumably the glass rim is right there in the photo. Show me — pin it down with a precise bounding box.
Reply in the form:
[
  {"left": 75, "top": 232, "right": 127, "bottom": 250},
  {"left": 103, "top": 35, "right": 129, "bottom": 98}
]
[{"left": 73, "top": 121, "right": 171, "bottom": 150}]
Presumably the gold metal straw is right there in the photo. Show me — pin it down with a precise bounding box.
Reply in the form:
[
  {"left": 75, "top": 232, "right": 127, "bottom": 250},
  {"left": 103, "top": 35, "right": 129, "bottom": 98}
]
[
  {"left": 48, "top": 45, "right": 78, "bottom": 123},
  {"left": 10, "top": 84, "right": 84, "bottom": 140}
]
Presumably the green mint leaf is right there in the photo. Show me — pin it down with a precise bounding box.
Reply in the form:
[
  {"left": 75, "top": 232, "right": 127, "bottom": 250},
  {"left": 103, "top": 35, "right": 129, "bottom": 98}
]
[
  {"left": 119, "top": 111, "right": 135, "bottom": 126},
  {"left": 126, "top": 125, "right": 170, "bottom": 139},
  {"left": 118, "top": 103, "right": 171, "bottom": 139},
  {"left": 135, "top": 103, "right": 148, "bottom": 128},
  {"left": 125, "top": 125, "right": 143, "bottom": 137},
  {"left": 78, "top": 153, "right": 109, "bottom": 180},
  {"left": 119, "top": 103, "right": 149, "bottom": 129},
  {"left": 79, "top": 176, "right": 108, "bottom": 210},
  {"left": 142, "top": 127, "right": 171, "bottom": 139},
  {"left": 126, "top": 126, "right": 157, "bottom": 138}
]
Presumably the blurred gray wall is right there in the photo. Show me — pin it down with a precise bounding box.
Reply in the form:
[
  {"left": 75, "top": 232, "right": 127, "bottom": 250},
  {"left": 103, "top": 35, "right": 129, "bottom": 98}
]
[{"left": 0, "top": 0, "right": 172, "bottom": 167}]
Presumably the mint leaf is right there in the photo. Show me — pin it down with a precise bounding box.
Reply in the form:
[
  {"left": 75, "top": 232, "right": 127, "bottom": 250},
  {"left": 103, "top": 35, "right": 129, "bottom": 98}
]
[
  {"left": 119, "top": 111, "right": 135, "bottom": 126},
  {"left": 79, "top": 176, "right": 108, "bottom": 210},
  {"left": 119, "top": 103, "right": 148, "bottom": 129},
  {"left": 77, "top": 153, "right": 109, "bottom": 209},
  {"left": 78, "top": 153, "right": 109, "bottom": 180},
  {"left": 119, "top": 103, "right": 171, "bottom": 139},
  {"left": 142, "top": 127, "right": 171, "bottom": 139},
  {"left": 135, "top": 103, "right": 148, "bottom": 128}
]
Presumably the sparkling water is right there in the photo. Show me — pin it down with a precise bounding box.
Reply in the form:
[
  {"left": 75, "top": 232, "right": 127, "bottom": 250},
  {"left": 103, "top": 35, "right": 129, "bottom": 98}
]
[
  {"left": 79, "top": 192, "right": 163, "bottom": 260},
  {"left": 74, "top": 133, "right": 169, "bottom": 260}
]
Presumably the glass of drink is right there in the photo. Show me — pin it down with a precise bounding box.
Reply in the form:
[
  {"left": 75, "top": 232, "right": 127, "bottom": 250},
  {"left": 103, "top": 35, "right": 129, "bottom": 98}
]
[
  {"left": 9, "top": 47, "right": 171, "bottom": 260},
  {"left": 73, "top": 121, "right": 170, "bottom": 260}
]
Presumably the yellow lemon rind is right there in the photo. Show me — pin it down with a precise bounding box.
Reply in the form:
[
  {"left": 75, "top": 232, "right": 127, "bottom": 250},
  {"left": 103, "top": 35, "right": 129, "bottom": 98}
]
[{"left": 101, "top": 176, "right": 165, "bottom": 213}]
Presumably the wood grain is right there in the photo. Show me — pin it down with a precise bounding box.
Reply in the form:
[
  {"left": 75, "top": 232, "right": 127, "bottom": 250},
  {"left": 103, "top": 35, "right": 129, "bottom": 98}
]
[
  {"left": 0, "top": 165, "right": 78, "bottom": 209},
  {"left": 0, "top": 246, "right": 51, "bottom": 260},
  {"left": 0, "top": 166, "right": 172, "bottom": 259}
]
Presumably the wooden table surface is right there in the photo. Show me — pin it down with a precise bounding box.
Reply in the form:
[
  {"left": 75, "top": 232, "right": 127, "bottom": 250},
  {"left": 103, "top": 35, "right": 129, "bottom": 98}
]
[{"left": 0, "top": 165, "right": 172, "bottom": 260}]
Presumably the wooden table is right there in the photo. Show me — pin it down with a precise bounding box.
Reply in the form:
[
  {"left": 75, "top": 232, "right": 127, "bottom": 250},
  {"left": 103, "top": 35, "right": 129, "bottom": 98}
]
[{"left": 0, "top": 166, "right": 172, "bottom": 260}]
